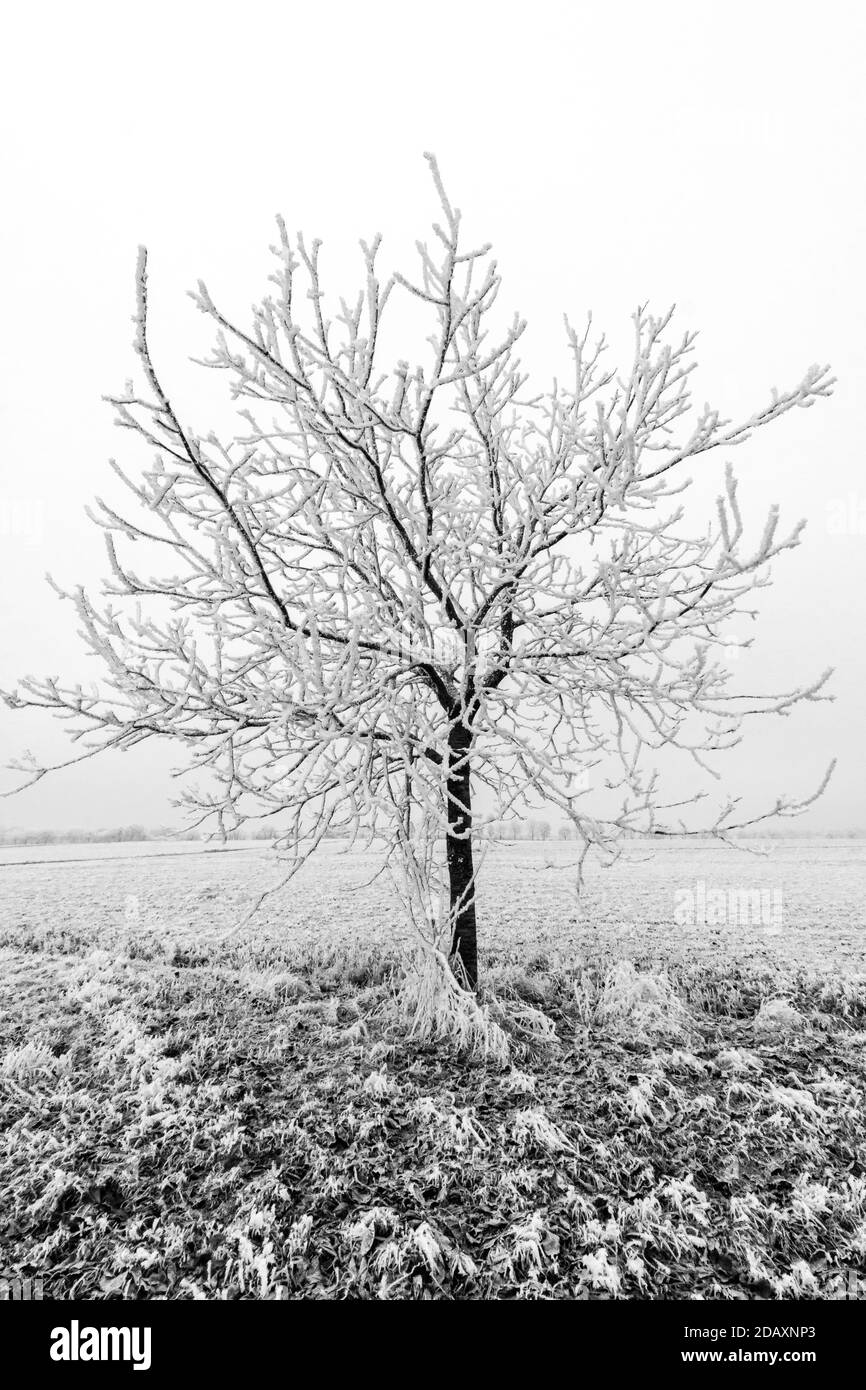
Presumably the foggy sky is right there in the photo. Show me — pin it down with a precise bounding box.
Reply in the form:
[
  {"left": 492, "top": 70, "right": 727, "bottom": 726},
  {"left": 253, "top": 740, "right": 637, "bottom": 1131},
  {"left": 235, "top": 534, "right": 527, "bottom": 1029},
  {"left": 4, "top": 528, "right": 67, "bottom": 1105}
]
[{"left": 1, "top": 1, "right": 864, "bottom": 831}]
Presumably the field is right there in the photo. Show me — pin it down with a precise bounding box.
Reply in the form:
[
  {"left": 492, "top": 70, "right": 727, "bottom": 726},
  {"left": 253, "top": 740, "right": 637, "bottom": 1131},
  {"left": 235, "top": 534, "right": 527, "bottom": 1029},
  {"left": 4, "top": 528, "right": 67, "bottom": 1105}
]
[{"left": 1, "top": 838, "right": 865, "bottom": 1300}]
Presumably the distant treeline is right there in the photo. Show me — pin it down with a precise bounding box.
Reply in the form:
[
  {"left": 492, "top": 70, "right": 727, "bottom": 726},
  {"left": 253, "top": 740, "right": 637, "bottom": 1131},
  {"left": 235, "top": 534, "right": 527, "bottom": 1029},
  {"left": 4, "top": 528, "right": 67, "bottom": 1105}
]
[
  {"left": 0, "top": 824, "right": 309, "bottom": 846},
  {"left": 0, "top": 824, "right": 330, "bottom": 847},
  {"left": 0, "top": 825, "right": 180, "bottom": 847},
  {"left": 0, "top": 822, "right": 862, "bottom": 848},
  {"left": 0, "top": 821, "right": 561, "bottom": 846}
]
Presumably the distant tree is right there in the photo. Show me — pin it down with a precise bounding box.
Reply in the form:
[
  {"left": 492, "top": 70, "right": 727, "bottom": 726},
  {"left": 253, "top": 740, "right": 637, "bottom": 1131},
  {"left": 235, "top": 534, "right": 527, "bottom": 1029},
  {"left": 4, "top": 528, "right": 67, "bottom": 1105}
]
[
  {"left": 538, "top": 820, "right": 551, "bottom": 842},
  {"left": 557, "top": 825, "right": 571, "bottom": 841},
  {"left": 3, "top": 156, "right": 834, "bottom": 988},
  {"left": 118, "top": 824, "right": 148, "bottom": 842}
]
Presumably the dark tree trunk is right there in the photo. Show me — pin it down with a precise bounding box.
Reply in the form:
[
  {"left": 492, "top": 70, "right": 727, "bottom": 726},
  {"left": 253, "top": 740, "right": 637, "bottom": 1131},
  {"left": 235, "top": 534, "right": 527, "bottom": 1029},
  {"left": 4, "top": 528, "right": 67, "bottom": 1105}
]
[{"left": 446, "top": 722, "right": 478, "bottom": 990}]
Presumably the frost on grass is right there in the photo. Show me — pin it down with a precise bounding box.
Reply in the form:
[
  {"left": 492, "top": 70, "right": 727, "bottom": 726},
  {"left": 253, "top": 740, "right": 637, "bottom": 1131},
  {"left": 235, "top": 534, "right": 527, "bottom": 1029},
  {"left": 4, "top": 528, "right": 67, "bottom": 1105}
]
[
  {"left": 1, "top": 1039, "right": 67, "bottom": 1082},
  {"left": 395, "top": 948, "right": 511, "bottom": 1064},
  {"left": 394, "top": 946, "right": 557, "bottom": 1064},
  {"left": 580, "top": 1247, "right": 623, "bottom": 1296},
  {"left": 362, "top": 1068, "right": 398, "bottom": 1099},
  {"left": 575, "top": 959, "right": 692, "bottom": 1040},
  {"left": 491, "top": 1211, "right": 560, "bottom": 1283},
  {"left": 507, "top": 1107, "right": 576, "bottom": 1157},
  {"left": 499, "top": 1068, "right": 537, "bottom": 1096},
  {"left": 3, "top": 842, "right": 866, "bottom": 1300},
  {"left": 754, "top": 997, "right": 805, "bottom": 1034}
]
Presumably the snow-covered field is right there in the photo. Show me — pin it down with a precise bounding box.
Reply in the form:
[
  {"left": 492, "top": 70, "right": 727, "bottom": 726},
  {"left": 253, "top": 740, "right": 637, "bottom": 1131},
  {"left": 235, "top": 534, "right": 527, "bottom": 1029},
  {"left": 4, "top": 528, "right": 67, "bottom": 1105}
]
[{"left": 2, "top": 836, "right": 864, "bottom": 977}]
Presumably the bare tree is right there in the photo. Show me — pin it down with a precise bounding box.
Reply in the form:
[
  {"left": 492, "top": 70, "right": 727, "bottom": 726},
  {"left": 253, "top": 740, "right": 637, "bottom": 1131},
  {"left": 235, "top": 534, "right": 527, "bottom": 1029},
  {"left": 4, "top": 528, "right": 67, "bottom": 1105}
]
[{"left": 3, "top": 155, "right": 835, "bottom": 989}]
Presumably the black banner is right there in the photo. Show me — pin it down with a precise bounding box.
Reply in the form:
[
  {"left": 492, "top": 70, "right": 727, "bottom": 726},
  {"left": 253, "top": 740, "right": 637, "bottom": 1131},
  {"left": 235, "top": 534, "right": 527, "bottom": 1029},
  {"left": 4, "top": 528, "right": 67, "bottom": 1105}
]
[{"left": 2, "top": 1298, "right": 860, "bottom": 1378}]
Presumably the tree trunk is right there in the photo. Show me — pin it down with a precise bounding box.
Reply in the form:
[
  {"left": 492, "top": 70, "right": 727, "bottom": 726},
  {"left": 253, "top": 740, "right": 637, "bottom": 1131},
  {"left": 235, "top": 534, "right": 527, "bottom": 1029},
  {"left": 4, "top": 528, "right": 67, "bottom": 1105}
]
[{"left": 446, "top": 723, "right": 478, "bottom": 990}]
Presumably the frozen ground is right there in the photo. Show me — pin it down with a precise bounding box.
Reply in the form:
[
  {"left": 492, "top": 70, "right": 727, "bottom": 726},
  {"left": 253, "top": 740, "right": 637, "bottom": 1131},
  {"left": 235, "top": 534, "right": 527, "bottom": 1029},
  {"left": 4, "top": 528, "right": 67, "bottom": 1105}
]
[
  {"left": 2, "top": 836, "right": 864, "bottom": 978},
  {"left": 1, "top": 836, "right": 865, "bottom": 1299}
]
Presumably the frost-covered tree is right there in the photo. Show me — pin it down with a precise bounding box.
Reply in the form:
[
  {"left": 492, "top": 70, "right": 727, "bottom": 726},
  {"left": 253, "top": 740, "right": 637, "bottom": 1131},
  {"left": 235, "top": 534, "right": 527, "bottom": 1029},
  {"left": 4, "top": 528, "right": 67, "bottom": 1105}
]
[{"left": 4, "top": 155, "right": 835, "bottom": 988}]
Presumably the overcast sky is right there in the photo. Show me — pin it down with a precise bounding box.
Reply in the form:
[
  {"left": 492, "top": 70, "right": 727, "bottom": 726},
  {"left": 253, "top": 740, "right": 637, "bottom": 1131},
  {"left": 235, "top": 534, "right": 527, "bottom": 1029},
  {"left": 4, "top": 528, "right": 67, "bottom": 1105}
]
[{"left": 1, "top": 0, "right": 864, "bottom": 832}]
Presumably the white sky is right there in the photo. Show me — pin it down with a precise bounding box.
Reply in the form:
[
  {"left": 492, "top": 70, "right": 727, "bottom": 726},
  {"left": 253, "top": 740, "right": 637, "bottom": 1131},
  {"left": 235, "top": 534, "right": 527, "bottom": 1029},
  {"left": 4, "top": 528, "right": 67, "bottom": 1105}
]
[{"left": 1, "top": 0, "right": 864, "bottom": 831}]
